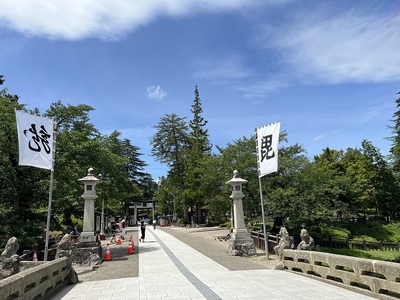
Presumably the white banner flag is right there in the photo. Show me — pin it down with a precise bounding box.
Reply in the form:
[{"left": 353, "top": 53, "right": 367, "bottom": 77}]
[
  {"left": 256, "top": 121, "right": 280, "bottom": 178},
  {"left": 15, "top": 110, "right": 54, "bottom": 170}
]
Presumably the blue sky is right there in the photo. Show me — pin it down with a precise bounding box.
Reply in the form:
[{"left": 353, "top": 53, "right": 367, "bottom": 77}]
[{"left": 1, "top": 0, "right": 399, "bottom": 180}]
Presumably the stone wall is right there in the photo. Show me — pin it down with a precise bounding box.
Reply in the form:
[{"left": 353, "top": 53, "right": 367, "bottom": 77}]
[{"left": 282, "top": 249, "right": 400, "bottom": 300}]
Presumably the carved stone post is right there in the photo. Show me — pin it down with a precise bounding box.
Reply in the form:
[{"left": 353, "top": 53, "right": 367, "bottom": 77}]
[
  {"left": 226, "top": 170, "right": 257, "bottom": 256},
  {"left": 72, "top": 168, "right": 102, "bottom": 265},
  {"left": 78, "top": 167, "right": 100, "bottom": 243}
]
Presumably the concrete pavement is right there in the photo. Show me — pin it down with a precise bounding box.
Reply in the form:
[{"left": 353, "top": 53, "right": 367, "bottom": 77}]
[{"left": 51, "top": 226, "right": 377, "bottom": 300}]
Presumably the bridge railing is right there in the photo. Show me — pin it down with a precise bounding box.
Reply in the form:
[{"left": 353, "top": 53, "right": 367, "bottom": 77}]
[
  {"left": 282, "top": 249, "right": 400, "bottom": 300},
  {"left": 0, "top": 257, "right": 74, "bottom": 300},
  {"left": 250, "top": 231, "right": 279, "bottom": 253}
]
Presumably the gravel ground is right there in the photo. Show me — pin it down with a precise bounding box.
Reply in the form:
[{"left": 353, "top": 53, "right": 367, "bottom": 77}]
[
  {"left": 159, "top": 226, "right": 278, "bottom": 270},
  {"left": 74, "top": 226, "right": 277, "bottom": 282},
  {"left": 74, "top": 227, "right": 140, "bottom": 282}
]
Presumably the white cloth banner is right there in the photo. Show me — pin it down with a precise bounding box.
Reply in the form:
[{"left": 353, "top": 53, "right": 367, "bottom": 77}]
[
  {"left": 15, "top": 110, "right": 54, "bottom": 170},
  {"left": 256, "top": 121, "right": 280, "bottom": 178}
]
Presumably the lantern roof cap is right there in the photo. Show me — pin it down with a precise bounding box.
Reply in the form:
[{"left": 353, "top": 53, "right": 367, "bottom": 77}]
[
  {"left": 78, "top": 167, "right": 100, "bottom": 183},
  {"left": 226, "top": 170, "right": 247, "bottom": 185}
]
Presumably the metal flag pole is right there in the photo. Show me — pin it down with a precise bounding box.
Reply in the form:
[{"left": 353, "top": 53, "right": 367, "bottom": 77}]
[
  {"left": 44, "top": 121, "right": 57, "bottom": 261},
  {"left": 258, "top": 176, "right": 269, "bottom": 259},
  {"left": 255, "top": 121, "right": 280, "bottom": 259},
  {"left": 256, "top": 127, "right": 269, "bottom": 259}
]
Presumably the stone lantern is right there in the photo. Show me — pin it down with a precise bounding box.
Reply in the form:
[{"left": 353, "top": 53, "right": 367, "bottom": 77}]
[
  {"left": 78, "top": 167, "right": 100, "bottom": 243},
  {"left": 226, "top": 170, "right": 256, "bottom": 256},
  {"left": 73, "top": 167, "right": 102, "bottom": 265}
]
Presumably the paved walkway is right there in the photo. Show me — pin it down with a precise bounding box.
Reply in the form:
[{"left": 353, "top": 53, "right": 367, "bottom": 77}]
[{"left": 51, "top": 227, "right": 377, "bottom": 300}]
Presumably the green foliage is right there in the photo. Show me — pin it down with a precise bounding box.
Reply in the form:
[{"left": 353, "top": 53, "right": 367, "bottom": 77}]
[
  {"left": 321, "top": 227, "right": 351, "bottom": 239},
  {"left": 388, "top": 92, "right": 400, "bottom": 172},
  {"left": 219, "top": 221, "right": 231, "bottom": 228},
  {"left": 183, "top": 86, "right": 212, "bottom": 223},
  {"left": 321, "top": 247, "right": 400, "bottom": 263},
  {"left": 308, "top": 225, "right": 322, "bottom": 236},
  {"left": 351, "top": 235, "right": 377, "bottom": 243},
  {"left": 0, "top": 80, "right": 154, "bottom": 249},
  {"left": 3, "top": 77, "right": 400, "bottom": 262},
  {"left": 322, "top": 220, "right": 400, "bottom": 243},
  {"left": 383, "top": 222, "right": 400, "bottom": 241}
]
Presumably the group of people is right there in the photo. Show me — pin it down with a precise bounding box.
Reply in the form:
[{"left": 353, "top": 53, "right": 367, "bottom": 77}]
[
  {"left": 70, "top": 218, "right": 155, "bottom": 244},
  {"left": 109, "top": 218, "right": 155, "bottom": 243},
  {"left": 110, "top": 218, "right": 126, "bottom": 243}
]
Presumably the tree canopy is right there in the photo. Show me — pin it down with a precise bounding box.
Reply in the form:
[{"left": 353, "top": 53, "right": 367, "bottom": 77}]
[
  {"left": 2, "top": 77, "right": 399, "bottom": 250},
  {"left": 0, "top": 80, "right": 153, "bottom": 249}
]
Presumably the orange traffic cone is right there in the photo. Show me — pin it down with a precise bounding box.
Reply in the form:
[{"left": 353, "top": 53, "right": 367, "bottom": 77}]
[
  {"left": 127, "top": 239, "right": 134, "bottom": 254},
  {"left": 32, "top": 250, "right": 38, "bottom": 261},
  {"left": 116, "top": 234, "right": 121, "bottom": 245},
  {"left": 104, "top": 244, "right": 112, "bottom": 261}
]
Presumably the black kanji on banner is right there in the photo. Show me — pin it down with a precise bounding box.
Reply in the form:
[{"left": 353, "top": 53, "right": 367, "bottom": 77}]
[
  {"left": 260, "top": 134, "right": 275, "bottom": 162},
  {"left": 23, "top": 124, "right": 51, "bottom": 154}
]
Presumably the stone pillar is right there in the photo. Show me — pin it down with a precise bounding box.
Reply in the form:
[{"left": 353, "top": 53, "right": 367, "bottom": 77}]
[
  {"left": 73, "top": 168, "right": 102, "bottom": 265},
  {"left": 78, "top": 168, "right": 99, "bottom": 244},
  {"left": 226, "top": 170, "right": 257, "bottom": 256}
]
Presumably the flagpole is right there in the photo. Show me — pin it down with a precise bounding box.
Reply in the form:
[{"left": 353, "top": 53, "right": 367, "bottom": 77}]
[
  {"left": 44, "top": 121, "right": 57, "bottom": 261},
  {"left": 44, "top": 168, "right": 54, "bottom": 261},
  {"left": 255, "top": 127, "right": 269, "bottom": 259},
  {"left": 255, "top": 122, "right": 280, "bottom": 259},
  {"left": 258, "top": 176, "right": 269, "bottom": 259}
]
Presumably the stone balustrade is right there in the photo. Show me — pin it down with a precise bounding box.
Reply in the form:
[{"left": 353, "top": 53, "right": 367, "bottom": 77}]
[
  {"left": 282, "top": 249, "right": 400, "bottom": 300},
  {"left": 0, "top": 256, "right": 75, "bottom": 300}
]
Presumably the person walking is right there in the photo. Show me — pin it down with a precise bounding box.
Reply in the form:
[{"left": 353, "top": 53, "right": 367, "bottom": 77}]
[
  {"left": 140, "top": 221, "right": 146, "bottom": 242},
  {"left": 120, "top": 218, "right": 126, "bottom": 240},
  {"left": 153, "top": 219, "right": 156, "bottom": 230}
]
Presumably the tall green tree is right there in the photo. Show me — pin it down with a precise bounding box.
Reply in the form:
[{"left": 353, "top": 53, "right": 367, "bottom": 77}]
[
  {"left": 45, "top": 102, "right": 150, "bottom": 225},
  {"left": 0, "top": 83, "right": 55, "bottom": 247},
  {"left": 44, "top": 101, "right": 102, "bottom": 225},
  {"left": 199, "top": 154, "right": 230, "bottom": 223},
  {"left": 150, "top": 113, "right": 189, "bottom": 220},
  {"left": 388, "top": 92, "right": 400, "bottom": 173},
  {"left": 183, "top": 86, "right": 212, "bottom": 224},
  {"left": 216, "top": 137, "right": 260, "bottom": 218},
  {"left": 96, "top": 131, "right": 144, "bottom": 218},
  {"left": 361, "top": 140, "right": 400, "bottom": 220},
  {"left": 0, "top": 78, "right": 152, "bottom": 248}
]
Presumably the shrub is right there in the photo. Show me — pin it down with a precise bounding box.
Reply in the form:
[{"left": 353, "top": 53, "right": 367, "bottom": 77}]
[
  {"left": 321, "top": 227, "right": 350, "bottom": 239},
  {"left": 177, "top": 218, "right": 187, "bottom": 225},
  {"left": 220, "top": 221, "right": 231, "bottom": 228},
  {"left": 351, "top": 235, "right": 378, "bottom": 243},
  {"left": 309, "top": 225, "right": 322, "bottom": 236}
]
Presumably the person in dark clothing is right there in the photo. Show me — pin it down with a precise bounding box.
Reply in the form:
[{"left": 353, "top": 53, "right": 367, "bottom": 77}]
[{"left": 140, "top": 221, "right": 146, "bottom": 242}]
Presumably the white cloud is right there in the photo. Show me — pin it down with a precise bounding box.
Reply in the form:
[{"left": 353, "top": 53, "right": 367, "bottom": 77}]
[
  {"left": 351, "top": 102, "right": 394, "bottom": 125},
  {"left": 314, "top": 134, "right": 324, "bottom": 141},
  {"left": 147, "top": 85, "right": 167, "bottom": 101},
  {"left": 234, "top": 77, "right": 289, "bottom": 100},
  {"left": 0, "top": 0, "right": 284, "bottom": 40},
  {"left": 192, "top": 55, "right": 253, "bottom": 82},
  {"left": 261, "top": 8, "right": 400, "bottom": 84}
]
